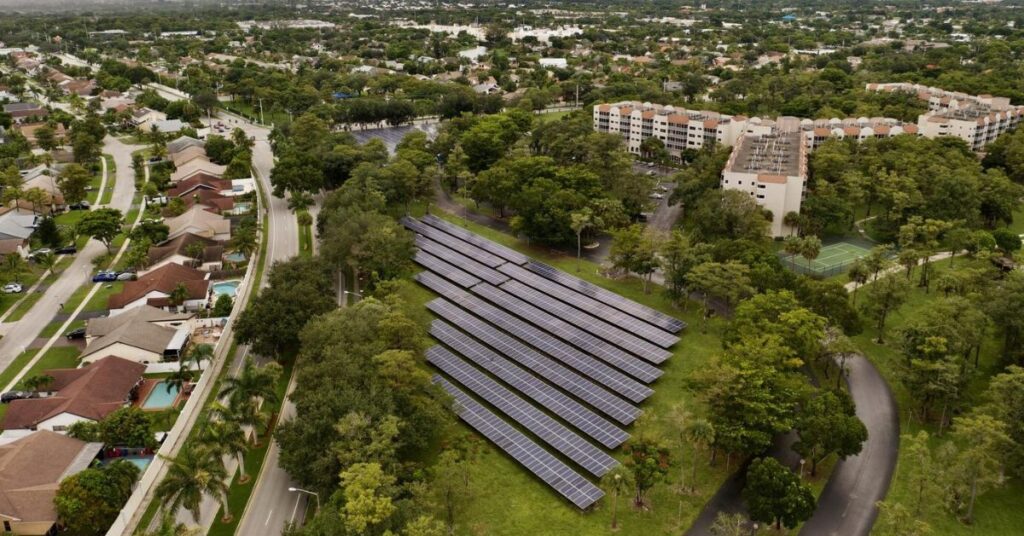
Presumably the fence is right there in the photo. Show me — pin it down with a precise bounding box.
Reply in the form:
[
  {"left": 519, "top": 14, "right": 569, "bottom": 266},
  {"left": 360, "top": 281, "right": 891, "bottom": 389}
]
[{"left": 778, "top": 254, "right": 856, "bottom": 278}]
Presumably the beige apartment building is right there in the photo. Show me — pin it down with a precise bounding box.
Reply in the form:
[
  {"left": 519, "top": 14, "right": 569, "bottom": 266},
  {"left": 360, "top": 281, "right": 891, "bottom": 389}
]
[
  {"left": 721, "top": 130, "right": 808, "bottom": 237},
  {"left": 593, "top": 101, "right": 751, "bottom": 157}
]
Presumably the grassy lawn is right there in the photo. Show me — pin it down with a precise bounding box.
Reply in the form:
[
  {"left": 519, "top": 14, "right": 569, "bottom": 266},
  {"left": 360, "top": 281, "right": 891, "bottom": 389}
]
[
  {"left": 851, "top": 257, "right": 1023, "bottom": 535},
  {"left": 101, "top": 154, "right": 116, "bottom": 205},
  {"left": 420, "top": 211, "right": 746, "bottom": 534},
  {"left": 4, "top": 256, "right": 75, "bottom": 321},
  {"left": 536, "top": 110, "right": 573, "bottom": 123},
  {"left": 39, "top": 318, "right": 84, "bottom": 339},
  {"left": 62, "top": 280, "right": 123, "bottom": 314},
  {"left": 221, "top": 100, "right": 290, "bottom": 127},
  {"left": 298, "top": 209, "right": 313, "bottom": 257},
  {"left": 0, "top": 346, "right": 81, "bottom": 391}
]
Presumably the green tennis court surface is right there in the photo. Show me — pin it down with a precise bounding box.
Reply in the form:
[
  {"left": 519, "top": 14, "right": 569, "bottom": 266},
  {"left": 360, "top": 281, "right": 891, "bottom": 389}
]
[{"left": 780, "top": 241, "right": 872, "bottom": 276}]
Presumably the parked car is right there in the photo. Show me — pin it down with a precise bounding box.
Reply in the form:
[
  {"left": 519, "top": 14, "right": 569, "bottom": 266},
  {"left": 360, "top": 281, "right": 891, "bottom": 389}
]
[
  {"left": 0, "top": 391, "right": 35, "bottom": 404},
  {"left": 27, "top": 248, "right": 52, "bottom": 261},
  {"left": 649, "top": 193, "right": 665, "bottom": 199},
  {"left": 116, "top": 272, "right": 137, "bottom": 281},
  {"left": 2, "top": 283, "right": 23, "bottom": 294},
  {"left": 65, "top": 327, "right": 86, "bottom": 340},
  {"left": 148, "top": 156, "right": 163, "bottom": 163},
  {"left": 55, "top": 244, "right": 77, "bottom": 255},
  {"left": 68, "top": 201, "right": 91, "bottom": 211},
  {"left": 92, "top": 271, "right": 118, "bottom": 282}
]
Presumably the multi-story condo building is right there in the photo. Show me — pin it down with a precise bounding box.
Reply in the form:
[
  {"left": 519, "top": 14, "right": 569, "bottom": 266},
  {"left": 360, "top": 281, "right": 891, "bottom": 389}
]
[
  {"left": 593, "top": 101, "right": 751, "bottom": 157},
  {"left": 866, "top": 83, "right": 1024, "bottom": 150},
  {"left": 720, "top": 127, "right": 808, "bottom": 237}
]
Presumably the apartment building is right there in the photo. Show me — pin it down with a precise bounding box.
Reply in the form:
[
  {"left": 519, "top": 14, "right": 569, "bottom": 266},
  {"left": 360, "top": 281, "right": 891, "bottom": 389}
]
[
  {"left": 721, "top": 130, "right": 808, "bottom": 237},
  {"left": 593, "top": 101, "right": 750, "bottom": 157},
  {"left": 866, "top": 83, "right": 1024, "bottom": 150},
  {"left": 801, "top": 116, "right": 919, "bottom": 150}
]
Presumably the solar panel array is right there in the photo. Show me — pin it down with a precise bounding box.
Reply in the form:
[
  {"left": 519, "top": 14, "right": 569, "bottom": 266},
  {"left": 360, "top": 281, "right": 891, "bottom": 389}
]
[
  {"left": 433, "top": 376, "right": 605, "bottom": 509},
  {"left": 403, "top": 216, "right": 685, "bottom": 509}
]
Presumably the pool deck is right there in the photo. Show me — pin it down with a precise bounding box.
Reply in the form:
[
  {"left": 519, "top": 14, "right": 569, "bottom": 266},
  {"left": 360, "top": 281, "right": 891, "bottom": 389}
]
[{"left": 134, "top": 378, "right": 187, "bottom": 411}]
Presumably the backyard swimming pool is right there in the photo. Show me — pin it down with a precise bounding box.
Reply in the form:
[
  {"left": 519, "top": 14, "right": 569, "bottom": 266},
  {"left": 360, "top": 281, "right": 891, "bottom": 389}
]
[
  {"left": 106, "top": 455, "right": 154, "bottom": 471},
  {"left": 224, "top": 251, "right": 246, "bottom": 263},
  {"left": 142, "top": 381, "right": 180, "bottom": 410},
  {"left": 211, "top": 280, "right": 241, "bottom": 298}
]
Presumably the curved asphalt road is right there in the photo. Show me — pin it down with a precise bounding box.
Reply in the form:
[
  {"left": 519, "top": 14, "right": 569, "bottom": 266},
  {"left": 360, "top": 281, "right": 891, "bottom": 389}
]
[{"left": 798, "top": 354, "right": 899, "bottom": 536}]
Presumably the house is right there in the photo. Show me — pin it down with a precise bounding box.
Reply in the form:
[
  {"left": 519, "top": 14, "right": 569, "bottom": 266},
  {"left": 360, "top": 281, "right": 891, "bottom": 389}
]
[
  {"left": 165, "top": 205, "right": 231, "bottom": 241},
  {"left": 169, "top": 160, "right": 227, "bottom": 184},
  {"left": 132, "top": 107, "right": 167, "bottom": 130},
  {"left": 145, "top": 233, "right": 223, "bottom": 274},
  {"left": 144, "top": 119, "right": 186, "bottom": 135},
  {"left": 106, "top": 262, "right": 210, "bottom": 315},
  {"left": 166, "top": 135, "right": 205, "bottom": 156},
  {"left": 2, "top": 103, "right": 47, "bottom": 124},
  {"left": 0, "top": 357, "right": 145, "bottom": 434},
  {"left": 0, "top": 212, "right": 34, "bottom": 257},
  {"left": 170, "top": 145, "right": 209, "bottom": 168},
  {"left": 168, "top": 175, "right": 232, "bottom": 199},
  {"left": 58, "top": 79, "right": 96, "bottom": 97},
  {"left": 88, "top": 304, "right": 195, "bottom": 336},
  {"left": 538, "top": 57, "right": 568, "bottom": 69},
  {"left": 17, "top": 122, "right": 66, "bottom": 148},
  {"left": 81, "top": 316, "right": 190, "bottom": 365},
  {"left": 0, "top": 431, "right": 103, "bottom": 536},
  {"left": 177, "top": 189, "right": 235, "bottom": 215}
]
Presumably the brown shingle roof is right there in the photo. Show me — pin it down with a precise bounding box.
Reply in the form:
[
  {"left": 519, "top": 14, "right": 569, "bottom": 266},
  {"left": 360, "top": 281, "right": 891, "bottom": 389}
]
[
  {"left": 0, "top": 431, "right": 101, "bottom": 526},
  {"left": 147, "top": 233, "right": 223, "bottom": 266},
  {"left": 168, "top": 176, "right": 231, "bottom": 198},
  {"left": 107, "top": 262, "right": 208, "bottom": 310},
  {"left": 171, "top": 146, "right": 209, "bottom": 168},
  {"left": 1, "top": 357, "right": 145, "bottom": 430}
]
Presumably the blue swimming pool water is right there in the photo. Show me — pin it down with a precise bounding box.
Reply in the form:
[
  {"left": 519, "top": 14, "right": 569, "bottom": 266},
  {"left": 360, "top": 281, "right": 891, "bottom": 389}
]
[
  {"left": 211, "top": 280, "right": 241, "bottom": 297},
  {"left": 224, "top": 252, "right": 246, "bottom": 263},
  {"left": 143, "top": 381, "right": 179, "bottom": 409},
  {"left": 111, "top": 455, "right": 154, "bottom": 471}
]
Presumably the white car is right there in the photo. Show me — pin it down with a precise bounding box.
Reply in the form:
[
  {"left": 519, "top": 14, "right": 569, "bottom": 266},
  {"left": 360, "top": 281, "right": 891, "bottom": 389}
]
[
  {"left": 649, "top": 193, "right": 665, "bottom": 200},
  {"left": 2, "top": 283, "right": 23, "bottom": 294}
]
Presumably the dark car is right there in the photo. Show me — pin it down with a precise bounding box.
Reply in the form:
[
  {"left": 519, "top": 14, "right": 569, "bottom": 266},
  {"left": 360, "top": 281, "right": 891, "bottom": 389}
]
[
  {"left": 92, "top": 271, "right": 118, "bottom": 282},
  {"left": 65, "top": 327, "right": 87, "bottom": 340},
  {"left": 69, "top": 201, "right": 91, "bottom": 211},
  {"left": 1, "top": 391, "right": 35, "bottom": 404},
  {"left": 55, "top": 244, "right": 77, "bottom": 255}
]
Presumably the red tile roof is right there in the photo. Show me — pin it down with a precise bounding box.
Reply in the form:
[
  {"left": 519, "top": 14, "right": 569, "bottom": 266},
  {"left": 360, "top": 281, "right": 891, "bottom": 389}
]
[{"left": 108, "top": 263, "right": 208, "bottom": 310}]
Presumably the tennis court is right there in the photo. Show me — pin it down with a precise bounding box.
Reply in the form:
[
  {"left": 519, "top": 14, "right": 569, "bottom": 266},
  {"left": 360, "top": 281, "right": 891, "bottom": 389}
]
[{"left": 779, "top": 241, "right": 872, "bottom": 277}]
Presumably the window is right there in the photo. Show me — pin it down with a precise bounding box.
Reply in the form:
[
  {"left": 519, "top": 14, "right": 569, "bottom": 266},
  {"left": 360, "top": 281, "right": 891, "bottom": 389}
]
[{"left": 52, "top": 425, "right": 67, "bottom": 432}]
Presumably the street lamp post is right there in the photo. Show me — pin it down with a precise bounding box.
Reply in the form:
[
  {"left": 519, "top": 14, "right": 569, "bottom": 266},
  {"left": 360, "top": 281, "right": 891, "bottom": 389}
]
[
  {"left": 799, "top": 458, "right": 806, "bottom": 479},
  {"left": 288, "top": 487, "right": 320, "bottom": 511}
]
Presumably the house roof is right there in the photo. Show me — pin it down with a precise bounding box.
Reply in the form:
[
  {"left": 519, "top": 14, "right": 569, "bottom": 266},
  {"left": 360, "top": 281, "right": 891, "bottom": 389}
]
[
  {"left": 1, "top": 357, "right": 145, "bottom": 430},
  {"left": 0, "top": 213, "right": 34, "bottom": 241},
  {"left": 82, "top": 317, "right": 181, "bottom": 358},
  {"left": 107, "top": 262, "right": 208, "bottom": 311},
  {"left": 168, "top": 176, "right": 231, "bottom": 198},
  {"left": 170, "top": 161, "right": 227, "bottom": 183},
  {"left": 0, "top": 431, "right": 102, "bottom": 526},
  {"left": 87, "top": 304, "right": 194, "bottom": 338},
  {"left": 165, "top": 205, "right": 230, "bottom": 240},
  {"left": 147, "top": 233, "right": 223, "bottom": 266},
  {"left": 166, "top": 135, "right": 205, "bottom": 156},
  {"left": 148, "top": 119, "right": 185, "bottom": 134},
  {"left": 179, "top": 190, "right": 234, "bottom": 214},
  {"left": 171, "top": 145, "right": 209, "bottom": 167}
]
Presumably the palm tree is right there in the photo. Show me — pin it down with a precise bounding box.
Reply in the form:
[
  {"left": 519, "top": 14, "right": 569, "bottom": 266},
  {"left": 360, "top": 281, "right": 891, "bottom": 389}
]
[
  {"left": 218, "top": 358, "right": 281, "bottom": 409},
  {"left": 4, "top": 253, "right": 27, "bottom": 283},
  {"left": 199, "top": 419, "right": 251, "bottom": 483},
  {"left": 20, "top": 374, "right": 54, "bottom": 393},
  {"left": 600, "top": 466, "right": 633, "bottom": 530},
  {"left": 144, "top": 511, "right": 200, "bottom": 536},
  {"left": 168, "top": 282, "right": 190, "bottom": 312},
  {"left": 165, "top": 362, "right": 193, "bottom": 394},
  {"left": 187, "top": 343, "right": 214, "bottom": 371},
  {"left": 36, "top": 251, "right": 58, "bottom": 275},
  {"left": 684, "top": 418, "right": 715, "bottom": 493},
  {"left": 154, "top": 444, "right": 230, "bottom": 523},
  {"left": 228, "top": 398, "right": 268, "bottom": 446},
  {"left": 286, "top": 191, "right": 313, "bottom": 214}
]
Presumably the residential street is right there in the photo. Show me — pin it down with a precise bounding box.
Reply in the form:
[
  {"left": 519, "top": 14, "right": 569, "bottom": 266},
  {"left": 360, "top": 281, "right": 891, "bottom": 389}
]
[{"left": 0, "top": 135, "right": 138, "bottom": 367}]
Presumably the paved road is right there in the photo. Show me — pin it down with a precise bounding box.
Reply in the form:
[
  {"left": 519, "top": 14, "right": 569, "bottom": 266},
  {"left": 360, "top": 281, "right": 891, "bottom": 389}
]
[
  {"left": 0, "top": 136, "right": 136, "bottom": 363},
  {"left": 798, "top": 355, "right": 899, "bottom": 536}
]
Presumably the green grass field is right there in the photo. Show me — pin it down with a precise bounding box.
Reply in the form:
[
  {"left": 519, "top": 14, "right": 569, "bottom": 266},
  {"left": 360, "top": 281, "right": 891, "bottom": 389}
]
[
  {"left": 100, "top": 154, "right": 116, "bottom": 205},
  {"left": 853, "top": 258, "right": 1023, "bottom": 535}
]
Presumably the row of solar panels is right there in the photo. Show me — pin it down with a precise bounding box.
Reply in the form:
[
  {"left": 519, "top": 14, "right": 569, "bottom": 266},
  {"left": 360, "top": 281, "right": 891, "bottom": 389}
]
[{"left": 403, "top": 216, "right": 683, "bottom": 509}]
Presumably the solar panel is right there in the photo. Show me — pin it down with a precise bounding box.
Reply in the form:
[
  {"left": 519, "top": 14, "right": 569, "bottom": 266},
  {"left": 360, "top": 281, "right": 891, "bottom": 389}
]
[
  {"left": 401, "top": 216, "right": 506, "bottom": 267},
  {"left": 471, "top": 283, "right": 663, "bottom": 383},
  {"left": 525, "top": 261, "right": 686, "bottom": 333},
  {"left": 420, "top": 214, "right": 530, "bottom": 265},
  {"left": 428, "top": 299, "right": 641, "bottom": 424},
  {"left": 431, "top": 320, "right": 629, "bottom": 448},
  {"left": 416, "top": 236, "right": 509, "bottom": 286},
  {"left": 500, "top": 279, "right": 673, "bottom": 364},
  {"left": 415, "top": 272, "right": 654, "bottom": 402},
  {"left": 413, "top": 251, "right": 480, "bottom": 288},
  {"left": 427, "top": 346, "right": 618, "bottom": 477},
  {"left": 498, "top": 263, "right": 679, "bottom": 348},
  {"left": 433, "top": 376, "right": 605, "bottom": 509}
]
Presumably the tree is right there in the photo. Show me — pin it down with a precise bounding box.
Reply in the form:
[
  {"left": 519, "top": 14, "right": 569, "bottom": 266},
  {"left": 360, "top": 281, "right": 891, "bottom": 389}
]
[
  {"left": 684, "top": 418, "right": 715, "bottom": 493},
  {"left": 783, "top": 235, "right": 803, "bottom": 266},
  {"left": 686, "top": 261, "right": 753, "bottom": 332},
  {"left": 600, "top": 465, "right": 633, "bottom": 530},
  {"left": 219, "top": 357, "right": 282, "bottom": 413},
  {"left": 431, "top": 449, "right": 472, "bottom": 534},
  {"left": 199, "top": 419, "right": 250, "bottom": 483},
  {"left": 339, "top": 462, "right": 396, "bottom": 534},
  {"left": 77, "top": 208, "right": 123, "bottom": 254},
  {"left": 661, "top": 231, "right": 711, "bottom": 310},
  {"left": 155, "top": 445, "right": 230, "bottom": 523},
  {"left": 3, "top": 252, "right": 27, "bottom": 283},
  {"left": 20, "top": 373, "right": 54, "bottom": 392},
  {"left": 34, "top": 123, "right": 57, "bottom": 151},
  {"left": 799, "top": 235, "right": 822, "bottom": 272},
  {"left": 212, "top": 294, "right": 233, "bottom": 317},
  {"left": 943, "top": 414, "right": 1014, "bottom": 524},
  {"left": 99, "top": 407, "right": 155, "bottom": 448},
  {"left": 184, "top": 242, "right": 205, "bottom": 268},
  {"left": 168, "top": 282, "right": 189, "bottom": 310},
  {"left": 569, "top": 208, "right": 593, "bottom": 272},
  {"left": 35, "top": 216, "right": 63, "bottom": 248},
  {"left": 900, "top": 431, "right": 943, "bottom": 516},
  {"left": 860, "top": 275, "right": 910, "bottom": 344},
  {"left": 610, "top": 224, "right": 661, "bottom": 293},
  {"left": 847, "top": 259, "right": 870, "bottom": 304},
  {"left": 710, "top": 512, "right": 750, "bottom": 536},
  {"left": 992, "top": 228, "right": 1022, "bottom": 254},
  {"left": 55, "top": 460, "right": 140, "bottom": 536},
  {"left": 622, "top": 437, "right": 671, "bottom": 509},
  {"left": 726, "top": 290, "right": 827, "bottom": 366},
  {"left": 24, "top": 186, "right": 49, "bottom": 215},
  {"left": 743, "top": 457, "right": 816, "bottom": 530},
  {"left": 874, "top": 501, "right": 933, "bottom": 536},
  {"left": 979, "top": 366, "right": 1024, "bottom": 477},
  {"left": 792, "top": 390, "right": 867, "bottom": 476},
  {"left": 58, "top": 163, "right": 92, "bottom": 206}
]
